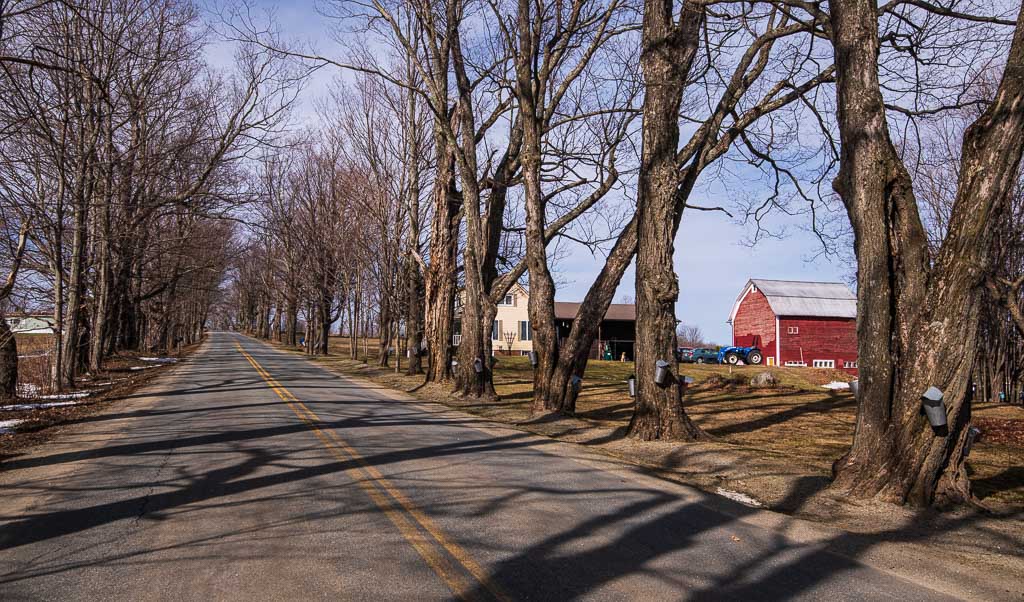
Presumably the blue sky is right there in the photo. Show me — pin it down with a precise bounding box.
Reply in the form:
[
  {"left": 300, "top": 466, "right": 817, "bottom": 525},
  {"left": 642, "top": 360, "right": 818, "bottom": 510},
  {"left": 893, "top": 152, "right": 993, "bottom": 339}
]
[
  {"left": 556, "top": 208, "right": 851, "bottom": 345},
  {"left": 209, "top": 1, "right": 853, "bottom": 344}
]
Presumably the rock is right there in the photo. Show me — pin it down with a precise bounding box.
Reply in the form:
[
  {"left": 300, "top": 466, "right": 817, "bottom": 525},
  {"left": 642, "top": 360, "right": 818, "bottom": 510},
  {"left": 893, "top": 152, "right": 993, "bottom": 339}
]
[{"left": 749, "top": 371, "right": 778, "bottom": 388}]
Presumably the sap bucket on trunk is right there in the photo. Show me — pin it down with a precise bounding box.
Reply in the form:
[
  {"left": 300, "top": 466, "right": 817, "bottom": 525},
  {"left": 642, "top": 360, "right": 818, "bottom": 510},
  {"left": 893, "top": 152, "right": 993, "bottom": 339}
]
[
  {"left": 921, "top": 386, "right": 947, "bottom": 428},
  {"left": 654, "top": 360, "right": 670, "bottom": 386}
]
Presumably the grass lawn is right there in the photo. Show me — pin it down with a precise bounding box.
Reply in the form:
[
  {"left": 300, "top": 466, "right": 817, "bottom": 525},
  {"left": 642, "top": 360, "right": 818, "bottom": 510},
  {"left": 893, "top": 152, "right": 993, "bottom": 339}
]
[{"left": 291, "top": 336, "right": 1024, "bottom": 509}]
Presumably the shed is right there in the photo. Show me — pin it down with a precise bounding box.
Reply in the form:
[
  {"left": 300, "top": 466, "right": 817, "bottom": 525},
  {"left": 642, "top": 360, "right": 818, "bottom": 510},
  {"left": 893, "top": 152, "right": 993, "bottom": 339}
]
[{"left": 555, "top": 302, "right": 636, "bottom": 361}]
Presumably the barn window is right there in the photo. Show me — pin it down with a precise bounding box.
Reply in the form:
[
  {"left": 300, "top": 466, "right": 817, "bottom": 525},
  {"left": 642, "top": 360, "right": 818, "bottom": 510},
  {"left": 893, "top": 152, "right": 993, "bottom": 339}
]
[
  {"left": 784, "top": 361, "right": 807, "bottom": 367},
  {"left": 844, "top": 361, "right": 858, "bottom": 369},
  {"left": 787, "top": 326, "right": 799, "bottom": 335},
  {"left": 812, "top": 359, "right": 835, "bottom": 369}
]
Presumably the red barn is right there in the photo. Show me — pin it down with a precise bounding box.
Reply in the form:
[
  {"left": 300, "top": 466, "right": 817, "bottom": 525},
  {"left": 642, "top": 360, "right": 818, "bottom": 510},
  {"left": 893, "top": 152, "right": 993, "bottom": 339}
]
[{"left": 728, "top": 279, "right": 859, "bottom": 375}]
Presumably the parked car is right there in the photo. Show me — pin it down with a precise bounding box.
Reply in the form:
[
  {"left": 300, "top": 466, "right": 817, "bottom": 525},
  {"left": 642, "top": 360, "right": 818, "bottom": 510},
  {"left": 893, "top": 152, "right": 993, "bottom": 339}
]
[
  {"left": 675, "top": 347, "right": 694, "bottom": 362},
  {"left": 687, "top": 348, "right": 719, "bottom": 364}
]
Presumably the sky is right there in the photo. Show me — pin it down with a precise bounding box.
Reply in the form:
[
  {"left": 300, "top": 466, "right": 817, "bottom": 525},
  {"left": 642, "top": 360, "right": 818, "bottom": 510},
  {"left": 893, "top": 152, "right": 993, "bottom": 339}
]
[
  {"left": 206, "top": 0, "right": 854, "bottom": 345},
  {"left": 555, "top": 207, "right": 851, "bottom": 345}
]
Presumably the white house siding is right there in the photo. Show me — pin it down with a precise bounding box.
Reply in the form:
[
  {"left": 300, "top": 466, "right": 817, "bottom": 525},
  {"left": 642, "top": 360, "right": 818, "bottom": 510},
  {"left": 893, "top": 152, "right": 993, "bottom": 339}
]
[
  {"left": 492, "top": 284, "right": 533, "bottom": 354},
  {"left": 456, "top": 284, "right": 534, "bottom": 354}
]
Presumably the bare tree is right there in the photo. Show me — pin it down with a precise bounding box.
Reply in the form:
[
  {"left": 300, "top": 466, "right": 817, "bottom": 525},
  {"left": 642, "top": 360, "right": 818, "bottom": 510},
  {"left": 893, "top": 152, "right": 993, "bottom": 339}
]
[
  {"left": 0, "top": 0, "right": 294, "bottom": 392},
  {"left": 624, "top": 2, "right": 832, "bottom": 440},
  {"left": 827, "top": 0, "right": 1024, "bottom": 506},
  {"left": 676, "top": 323, "right": 705, "bottom": 348}
]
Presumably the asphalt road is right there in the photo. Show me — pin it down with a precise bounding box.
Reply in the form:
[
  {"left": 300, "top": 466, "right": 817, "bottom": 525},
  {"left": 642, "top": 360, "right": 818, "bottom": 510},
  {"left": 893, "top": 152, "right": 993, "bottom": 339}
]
[{"left": 0, "top": 332, "right": 956, "bottom": 601}]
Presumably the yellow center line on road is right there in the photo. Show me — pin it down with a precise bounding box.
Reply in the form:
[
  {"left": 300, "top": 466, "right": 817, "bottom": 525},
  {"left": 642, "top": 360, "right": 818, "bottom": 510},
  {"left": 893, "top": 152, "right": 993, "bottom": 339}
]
[{"left": 235, "top": 343, "right": 509, "bottom": 602}]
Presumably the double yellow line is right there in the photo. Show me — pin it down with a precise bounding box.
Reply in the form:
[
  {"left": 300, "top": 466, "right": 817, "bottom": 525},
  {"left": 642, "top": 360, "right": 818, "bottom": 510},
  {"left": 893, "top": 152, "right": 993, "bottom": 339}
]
[{"left": 236, "top": 343, "right": 508, "bottom": 602}]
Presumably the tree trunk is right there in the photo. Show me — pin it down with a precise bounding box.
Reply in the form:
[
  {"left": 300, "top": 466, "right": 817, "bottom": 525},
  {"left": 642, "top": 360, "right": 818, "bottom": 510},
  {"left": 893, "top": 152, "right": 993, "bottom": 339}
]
[
  {"left": 61, "top": 192, "right": 89, "bottom": 388},
  {"left": 828, "top": 0, "right": 1024, "bottom": 506},
  {"left": 547, "top": 218, "right": 639, "bottom": 413},
  {"left": 89, "top": 243, "right": 111, "bottom": 373},
  {"left": 378, "top": 302, "right": 392, "bottom": 367},
  {"left": 627, "top": 0, "right": 704, "bottom": 441},
  {"left": 406, "top": 262, "right": 425, "bottom": 375},
  {"left": 319, "top": 295, "right": 331, "bottom": 355},
  {"left": 404, "top": 47, "right": 425, "bottom": 376},
  {"left": 514, "top": 0, "right": 560, "bottom": 414},
  {"left": 423, "top": 139, "right": 459, "bottom": 382},
  {"left": 0, "top": 317, "right": 18, "bottom": 400},
  {"left": 453, "top": 302, "right": 497, "bottom": 399}
]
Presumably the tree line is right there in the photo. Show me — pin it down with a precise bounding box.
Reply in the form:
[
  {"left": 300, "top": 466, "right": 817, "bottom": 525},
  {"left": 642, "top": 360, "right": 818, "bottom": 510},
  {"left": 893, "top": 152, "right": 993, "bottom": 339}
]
[
  {"left": 222, "top": 0, "right": 1024, "bottom": 507},
  {"left": 0, "top": 0, "right": 296, "bottom": 393}
]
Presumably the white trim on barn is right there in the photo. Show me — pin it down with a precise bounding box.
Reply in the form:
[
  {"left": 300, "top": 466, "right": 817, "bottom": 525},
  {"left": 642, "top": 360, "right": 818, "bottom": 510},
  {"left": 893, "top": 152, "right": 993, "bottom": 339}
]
[
  {"left": 728, "top": 282, "right": 758, "bottom": 324},
  {"left": 775, "top": 317, "right": 780, "bottom": 366}
]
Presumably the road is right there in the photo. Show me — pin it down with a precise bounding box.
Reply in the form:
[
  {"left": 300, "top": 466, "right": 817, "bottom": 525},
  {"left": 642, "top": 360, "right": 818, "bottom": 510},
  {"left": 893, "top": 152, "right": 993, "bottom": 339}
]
[{"left": 0, "top": 332, "right": 954, "bottom": 601}]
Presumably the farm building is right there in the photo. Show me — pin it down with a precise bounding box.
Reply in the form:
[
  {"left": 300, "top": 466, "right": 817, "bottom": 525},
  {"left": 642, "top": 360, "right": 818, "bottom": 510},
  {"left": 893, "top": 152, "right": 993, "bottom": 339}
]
[
  {"left": 555, "top": 302, "right": 636, "bottom": 361},
  {"left": 728, "top": 279, "right": 859, "bottom": 374},
  {"left": 453, "top": 284, "right": 637, "bottom": 360},
  {"left": 5, "top": 314, "right": 57, "bottom": 335}
]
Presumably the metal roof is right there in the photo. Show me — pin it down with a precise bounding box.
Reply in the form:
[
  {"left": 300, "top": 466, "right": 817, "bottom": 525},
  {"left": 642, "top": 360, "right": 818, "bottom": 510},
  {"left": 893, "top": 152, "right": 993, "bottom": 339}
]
[
  {"left": 729, "top": 279, "right": 857, "bottom": 321},
  {"left": 554, "top": 302, "right": 636, "bottom": 322},
  {"left": 8, "top": 316, "right": 57, "bottom": 334}
]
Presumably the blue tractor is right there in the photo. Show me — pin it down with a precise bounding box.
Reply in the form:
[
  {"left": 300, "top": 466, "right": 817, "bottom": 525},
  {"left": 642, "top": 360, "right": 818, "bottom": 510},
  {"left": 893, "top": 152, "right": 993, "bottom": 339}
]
[{"left": 717, "top": 335, "right": 764, "bottom": 365}]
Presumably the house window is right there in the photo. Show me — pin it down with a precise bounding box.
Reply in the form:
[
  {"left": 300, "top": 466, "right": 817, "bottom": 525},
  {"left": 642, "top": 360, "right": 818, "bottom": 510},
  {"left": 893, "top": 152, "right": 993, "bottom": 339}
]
[
  {"left": 519, "top": 320, "right": 531, "bottom": 341},
  {"left": 784, "top": 361, "right": 807, "bottom": 367},
  {"left": 844, "top": 360, "right": 858, "bottom": 369},
  {"left": 787, "top": 326, "right": 799, "bottom": 335},
  {"left": 498, "top": 294, "right": 514, "bottom": 306},
  {"left": 491, "top": 320, "right": 499, "bottom": 340},
  {"left": 812, "top": 359, "right": 835, "bottom": 369}
]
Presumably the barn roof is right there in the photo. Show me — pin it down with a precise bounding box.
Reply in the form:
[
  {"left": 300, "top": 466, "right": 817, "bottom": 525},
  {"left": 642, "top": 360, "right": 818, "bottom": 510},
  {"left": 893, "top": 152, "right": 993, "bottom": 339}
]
[
  {"left": 8, "top": 316, "right": 57, "bottom": 334},
  {"left": 554, "top": 302, "right": 636, "bottom": 322},
  {"left": 729, "top": 279, "right": 856, "bottom": 321}
]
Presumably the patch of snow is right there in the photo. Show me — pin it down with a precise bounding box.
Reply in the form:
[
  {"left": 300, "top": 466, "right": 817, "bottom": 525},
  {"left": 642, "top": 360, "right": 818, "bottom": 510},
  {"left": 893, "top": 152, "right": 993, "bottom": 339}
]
[
  {"left": 39, "top": 391, "right": 92, "bottom": 400},
  {"left": 822, "top": 381, "right": 851, "bottom": 390},
  {"left": 716, "top": 488, "right": 763, "bottom": 507},
  {"left": 129, "top": 365, "right": 157, "bottom": 371},
  {"left": 17, "top": 383, "right": 41, "bottom": 397},
  {"left": 17, "top": 351, "right": 50, "bottom": 359},
  {"left": 140, "top": 357, "right": 177, "bottom": 364},
  {"left": 0, "top": 419, "right": 25, "bottom": 434},
  {"left": 1, "top": 401, "right": 80, "bottom": 411}
]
